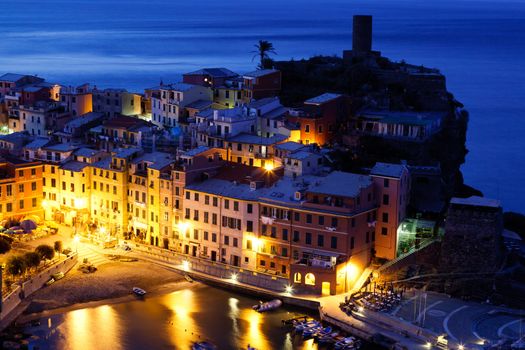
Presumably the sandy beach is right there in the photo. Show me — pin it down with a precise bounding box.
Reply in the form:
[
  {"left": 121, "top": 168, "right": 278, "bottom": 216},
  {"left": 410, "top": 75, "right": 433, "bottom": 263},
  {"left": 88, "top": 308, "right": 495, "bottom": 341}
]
[{"left": 20, "top": 260, "right": 188, "bottom": 320}]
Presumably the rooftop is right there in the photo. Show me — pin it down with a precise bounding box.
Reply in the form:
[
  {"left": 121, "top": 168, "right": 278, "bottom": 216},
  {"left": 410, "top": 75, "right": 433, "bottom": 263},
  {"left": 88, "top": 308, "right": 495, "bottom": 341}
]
[
  {"left": 185, "top": 99, "right": 213, "bottom": 110},
  {"left": 60, "top": 160, "right": 89, "bottom": 172},
  {"left": 74, "top": 147, "right": 100, "bottom": 158},
  {"left": 186, "top": 178, "right": 259, "bottom": 201},
  {"left": 184, "top": 68, "right": 238, "bottom": 78},
  {"left": 23, "top": 137, "right": 50, "bottom": 150},
  {"left": 370, "top": 162, "right": 407, "bottom": 178},
  {"left": 275, "top": 141, "right": 305, "bottom": 152},
  {"left": 450, "top": 196, "right": 501, "bottom": 209},
  {"left": 287, "top": 150, "right": 317, "bottom": 160},
  {"left": 181, "top": 146, "right": 210, "bottom": 158},
  {"left": 243, "top": 69, "right": 279, "bottom": 78},
  {"left": 308, "top": 171, "right": 372, "bottom": 197},
  {"left": 227, "top": 133, "right": 287, "bottom": 145},
  {"left": 132, "top": 151, "right": 174, "bottom": 170},
  {"left": 113, "top": 147, "right": 141, "bottom": 159},
  {"left": 103, "top": 115, "right": 152, "bottom": 130},
  {"left": 65, "top": 112, "right": 105, "bottom": 129},
  {"left": 358, "top": 110, "right": 446, "bottom": 126},
  {"left": 43, "top": 143, "right": 79, "bottom": 153},
  {"left": 0, "top": 73, "right": 29, "bottom": 82},
  {"left": 305, "top": 93, "right": 342, "bottom": 105}
]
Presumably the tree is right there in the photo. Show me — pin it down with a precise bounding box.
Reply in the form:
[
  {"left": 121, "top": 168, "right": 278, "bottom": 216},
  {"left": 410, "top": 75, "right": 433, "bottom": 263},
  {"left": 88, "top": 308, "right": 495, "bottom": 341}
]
[
  {"left": 35, "top": 244, "right": 55, "bottom": 260},
  {"left": 0, "top": 237, "right": 12, "bottom": 254},
  {"left": 23, "top": 251, "right": 41, "bottom": 271},
  {"left": 252, "top": 40, "right": 276, "bottom": 69},
  {"left": 54, "top": 241, "right": 63, "bottom": 257},
  {"left": 6, "top": 255, "right": 26, "bottom": 276}
]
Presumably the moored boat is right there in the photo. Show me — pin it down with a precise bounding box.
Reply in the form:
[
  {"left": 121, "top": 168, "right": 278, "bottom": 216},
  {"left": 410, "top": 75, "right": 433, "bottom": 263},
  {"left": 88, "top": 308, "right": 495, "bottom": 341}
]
[
  {"left": 252, "top": 299, "right": 282, "bottom": 312},
  {"left": 132, "top": 287, "right": 146, "bottom": 296},
  {"left": 191, "top": 341, "right": 217, "bottom": 350}
]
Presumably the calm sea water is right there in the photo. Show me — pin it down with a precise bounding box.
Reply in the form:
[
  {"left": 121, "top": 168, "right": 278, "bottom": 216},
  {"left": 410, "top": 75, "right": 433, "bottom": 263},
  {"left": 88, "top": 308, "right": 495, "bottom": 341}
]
[
  {"left": 26, "top": 285, "right": 326, "bottom": 350},
  {"left": 0, "top": 0, "right": 523, "bottom": 213}
]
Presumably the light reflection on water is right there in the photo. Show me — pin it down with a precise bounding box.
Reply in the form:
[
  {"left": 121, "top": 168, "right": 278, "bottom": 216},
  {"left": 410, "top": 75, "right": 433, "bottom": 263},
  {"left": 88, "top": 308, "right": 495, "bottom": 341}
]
[{"left": 26, "top": 285, "right": 326, "bottom": 350}]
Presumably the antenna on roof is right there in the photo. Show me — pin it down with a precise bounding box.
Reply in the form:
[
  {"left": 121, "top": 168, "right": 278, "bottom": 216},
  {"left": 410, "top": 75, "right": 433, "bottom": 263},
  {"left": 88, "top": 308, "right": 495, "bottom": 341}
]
[{"left": 160, "top": 78, "right": 164, "bottom": 86}]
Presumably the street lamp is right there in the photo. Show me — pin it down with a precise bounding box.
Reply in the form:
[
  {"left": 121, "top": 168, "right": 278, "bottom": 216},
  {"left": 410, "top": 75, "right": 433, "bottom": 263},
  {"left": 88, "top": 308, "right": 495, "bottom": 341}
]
[
  {"left": 285, "top": 285, "right": 293, "bottom": 294},
  {"left": 74, "top": 234, "right": 80, "bottom": 253}
]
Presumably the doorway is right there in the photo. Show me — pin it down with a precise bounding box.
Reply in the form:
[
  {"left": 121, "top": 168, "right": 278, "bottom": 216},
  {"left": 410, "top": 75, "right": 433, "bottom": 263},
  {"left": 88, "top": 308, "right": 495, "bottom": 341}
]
[{"left": 322, "top": 282, "right": 331, "bottom": 296}]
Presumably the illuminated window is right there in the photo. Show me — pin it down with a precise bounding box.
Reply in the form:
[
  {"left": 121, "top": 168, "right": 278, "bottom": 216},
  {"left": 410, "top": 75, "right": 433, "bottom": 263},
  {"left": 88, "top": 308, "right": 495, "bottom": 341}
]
[
  {"left": 294, "top": 273, "right": 302, "bottom": 283},
  {"left": 305, "top": 273, "right": 315, "bottom": 286}
]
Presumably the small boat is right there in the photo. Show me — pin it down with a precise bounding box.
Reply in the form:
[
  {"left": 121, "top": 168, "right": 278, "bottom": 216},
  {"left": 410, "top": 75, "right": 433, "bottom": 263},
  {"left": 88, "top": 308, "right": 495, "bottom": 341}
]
[
  {"left": 334, "top": 337, "right": 357, "bottom": 350},
  {"left": 191, "top": 341, "right": 217, "bottom": 350},
  {"left": 52, "top": 272, "right": 65, "bottom": 280},
  {"left": 294, "top": 320, "right": 320, "bottom": 333},
  {"left": 252, "top": 299, "right": 282, "bottom": 312},
  {"left": 184, "top": 274, "right": 194, "bottom": 283},
  {"left": 133, "top": 287, "right": 146, "bottom": 296},
  {"left": 45, "top": 278, "right": 55, "bottom": 286}
]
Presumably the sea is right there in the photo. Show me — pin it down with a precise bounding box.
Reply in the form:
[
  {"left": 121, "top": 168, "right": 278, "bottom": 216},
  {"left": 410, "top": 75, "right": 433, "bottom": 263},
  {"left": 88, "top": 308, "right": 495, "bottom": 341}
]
[{"left": 0, "top": 0, "right": 523, "bottom": 213}]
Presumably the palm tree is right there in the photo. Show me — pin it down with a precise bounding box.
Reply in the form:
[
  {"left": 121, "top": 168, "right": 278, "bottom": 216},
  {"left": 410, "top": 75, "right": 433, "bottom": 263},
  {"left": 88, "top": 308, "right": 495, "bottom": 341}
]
[{"left": 252, "top": 40, "right": 277, "bottom": 69}]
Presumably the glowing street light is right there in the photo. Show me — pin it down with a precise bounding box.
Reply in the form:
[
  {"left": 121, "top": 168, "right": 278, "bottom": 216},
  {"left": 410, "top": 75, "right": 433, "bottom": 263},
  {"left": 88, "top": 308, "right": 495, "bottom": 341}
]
[
  {"left": 285, "top": 285, "right": 293, "bottom": 294},
  {"left": 74, "top": 234, "right": 80, "bottom": 253},
  {"left": 263, "top": 163, "right": 274, "bottom": 172},
  {"left": 458, "top": 345, "right": 464, "bottom": 350},
  {"left": 231, "top": 273, "right": 238, "bottom": 282},
  {"left": 182, "top": 260, "right": 190, "bottom": 272}
]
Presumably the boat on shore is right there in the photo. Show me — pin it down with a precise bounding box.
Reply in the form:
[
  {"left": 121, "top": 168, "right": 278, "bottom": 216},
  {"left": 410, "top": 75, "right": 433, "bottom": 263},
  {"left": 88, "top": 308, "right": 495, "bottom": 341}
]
[
  {"left": 191, "top": 341, "right": 217, "bottom": 350},
  {"left": 252, "top": 299, "right": 282, "bottom": 312},
  {"left": 132, "top": 287, "right": 146, "bottom": 296},
  {"left": 184, "top": 274, "right": 194, "bottom": 283}
]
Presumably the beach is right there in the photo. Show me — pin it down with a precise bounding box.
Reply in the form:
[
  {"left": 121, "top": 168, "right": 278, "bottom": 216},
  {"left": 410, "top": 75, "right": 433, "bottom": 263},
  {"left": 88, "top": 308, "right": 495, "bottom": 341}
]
[{"left": 19, "top": 260, "right": 189, "bottom": 321}]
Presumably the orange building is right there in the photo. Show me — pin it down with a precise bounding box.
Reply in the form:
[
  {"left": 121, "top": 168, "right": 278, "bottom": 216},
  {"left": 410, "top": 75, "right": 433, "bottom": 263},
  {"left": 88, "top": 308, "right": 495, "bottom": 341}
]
[
  {"left": 0, "top": 157, "right": 44, "bottom": 222},
  {"left": 287, "top": 93, "right": 350, "bottom": 146}
]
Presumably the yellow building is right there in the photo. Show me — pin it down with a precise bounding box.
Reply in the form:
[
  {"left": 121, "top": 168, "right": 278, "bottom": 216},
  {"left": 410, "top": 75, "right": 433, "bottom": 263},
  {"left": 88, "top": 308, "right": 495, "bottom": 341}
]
[
  {"left": 89, "top": 148, "right": 141, "bottom": 239},
  {"left": 127, "top": 152, "right": 175, "bottom": 246}
]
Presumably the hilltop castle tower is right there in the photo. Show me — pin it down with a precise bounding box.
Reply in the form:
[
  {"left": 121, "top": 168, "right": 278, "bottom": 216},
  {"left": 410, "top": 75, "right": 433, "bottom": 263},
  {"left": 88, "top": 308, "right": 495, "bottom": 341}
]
[{"left": 343, "top": 15, "right": 380, "bottom": 62}]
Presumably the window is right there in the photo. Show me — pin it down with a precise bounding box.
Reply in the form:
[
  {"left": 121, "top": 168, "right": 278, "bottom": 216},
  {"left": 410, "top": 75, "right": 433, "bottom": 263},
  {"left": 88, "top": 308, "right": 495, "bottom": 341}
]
[
  {"left": 350, "top": 237, "right": 355, "bottom": 249},
  {"left": 204, "top": 212, "right": 209, "bottom": 223},
  {"left": 383, "top": 194, "right": 389, "bottom": 205},
  {"left": 18, "top": 170, "right": 23, "bottom": 177},
  {"left": 224, "top": 236, "right": 229, "bottom": 246},
  {"left": 212, "top": 233, "right": 217, "bottom": 242},
  {"left": 186, "top": 191, "right": 190, "bottom": 200},
  {"left": 282, "top": 229, "right": 288, "bottom": 241},
  {"left": 193, "top": 229, "right": 199, "bottom": 240},
  {"left": 305, "top": 124, "right": 310, "bottom": 133},
  {"left": 212, "top": 213, "right": 217, "bottom": 225},
  {"left": 294, "top": 212, "right": 300, "bottom": 221},
  {"left": 204, "top": 231, "right": 209, "bottom": 241},
  {"left": 233, "top": 238, "right": 238, "bottom": 247},
  {"left": 260, "top": 260, "right": 266, "bottom": 267},
  {"left": 305, "top": 273, "right": 315, "bottom": 285},
  {"left": 318, "top": 216, "right": 324, "bottom": 225},
  {"left": 6, "top": 185, "right": 12, "bottom": 196},
  {"left": 246, "top": 239, "right": 252, "bottom": 250},
  {"left": 331, "top": 236, "right": 338, "bottom": 249},
  {"left": 224, "top": 199, "right": 229, "bottom": 209},
  {"left": 19, "top": 184, "right": 24, "bottom": 193},
  {"left": 381, "top": 227, "right": 388, "bottom": 236},
  {"left": 205, "top": 195, "right": 209, "bottom": 205},
  {"left": 366, "top": 231, "right": 370, "bottom": 243},
  {"left": 282, "top": 247, "right": 288, "bottom": 257},
  {"left": 19, "top": 200, "right": 24, "bottom": 209},
  {"left": 306, "top": 214, "right": 312, "bottom": 224},
  {"left": 32, "top": 198, "right": 37, "bottom": 207},
  {"left": 382, "top": 212, "right": 389, "bottom": 223},
  {"left": 305, "top": 232, "right": 312, "bottom": 245},
  {"left": 31, "top": 168, "right": 36, "bottom": 176},
  {"left": 246, "top": 220, "right": 253, "bottom": 232},
  {"left": 247, "top": 203, "right": 253, "bottom": 214},
  {"left": 233, "top": 201, "right": 239, "bottom": 211},
  {"left": 294, "top": 272, "right": 302, "bottom": 283},
  {"left": 271, "top": 226, "right": 277, "bottom": 238},
  {"left": 331, "top": 217, "right": 338, "bottom": 228},
  {"left": 384, "top": 178, "right": 390, "bottom": 188},
  {"left": 317, "top": 234, "right": 324, "bottom": 247},
  {"left": 6, "top": 203, "right": 12, "bottom": 212},
  {"left": 213, "top": 197, "right": 218, "bottom": 207},
  {"left": 293, "top": 230, "right": 300, "bottom": 242},
  {"left": 351, "top": 218, "right": 356, "bottom": 227}
]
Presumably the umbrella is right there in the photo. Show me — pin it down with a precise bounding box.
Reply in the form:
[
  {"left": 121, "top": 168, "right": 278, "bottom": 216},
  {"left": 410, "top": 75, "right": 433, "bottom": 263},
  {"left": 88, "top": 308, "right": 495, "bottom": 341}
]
[
  {"left": 9, "top": 226, "right": 22, "bottom": 230},
  {"left": 20, "top": 220, "right": 37, "bottom": 231}
]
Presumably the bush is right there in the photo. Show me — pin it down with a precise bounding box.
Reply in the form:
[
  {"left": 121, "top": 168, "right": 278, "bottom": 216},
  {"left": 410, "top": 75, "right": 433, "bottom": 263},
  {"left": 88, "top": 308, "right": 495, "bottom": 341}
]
[
  {"left": 504, "top": 212, "right": 525, "bottom": 239},
  {"left": 6, "top": 255, "right": 27, "bottom": 276},
  {"left": 35, "top": 244, "right": 55, "bottom": 260},
  {"left": 0, "top": 237, "right": 12, "bottom": 254},
  {"left": 23, "top": 251, "right": 41, "bottom": 270}
]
